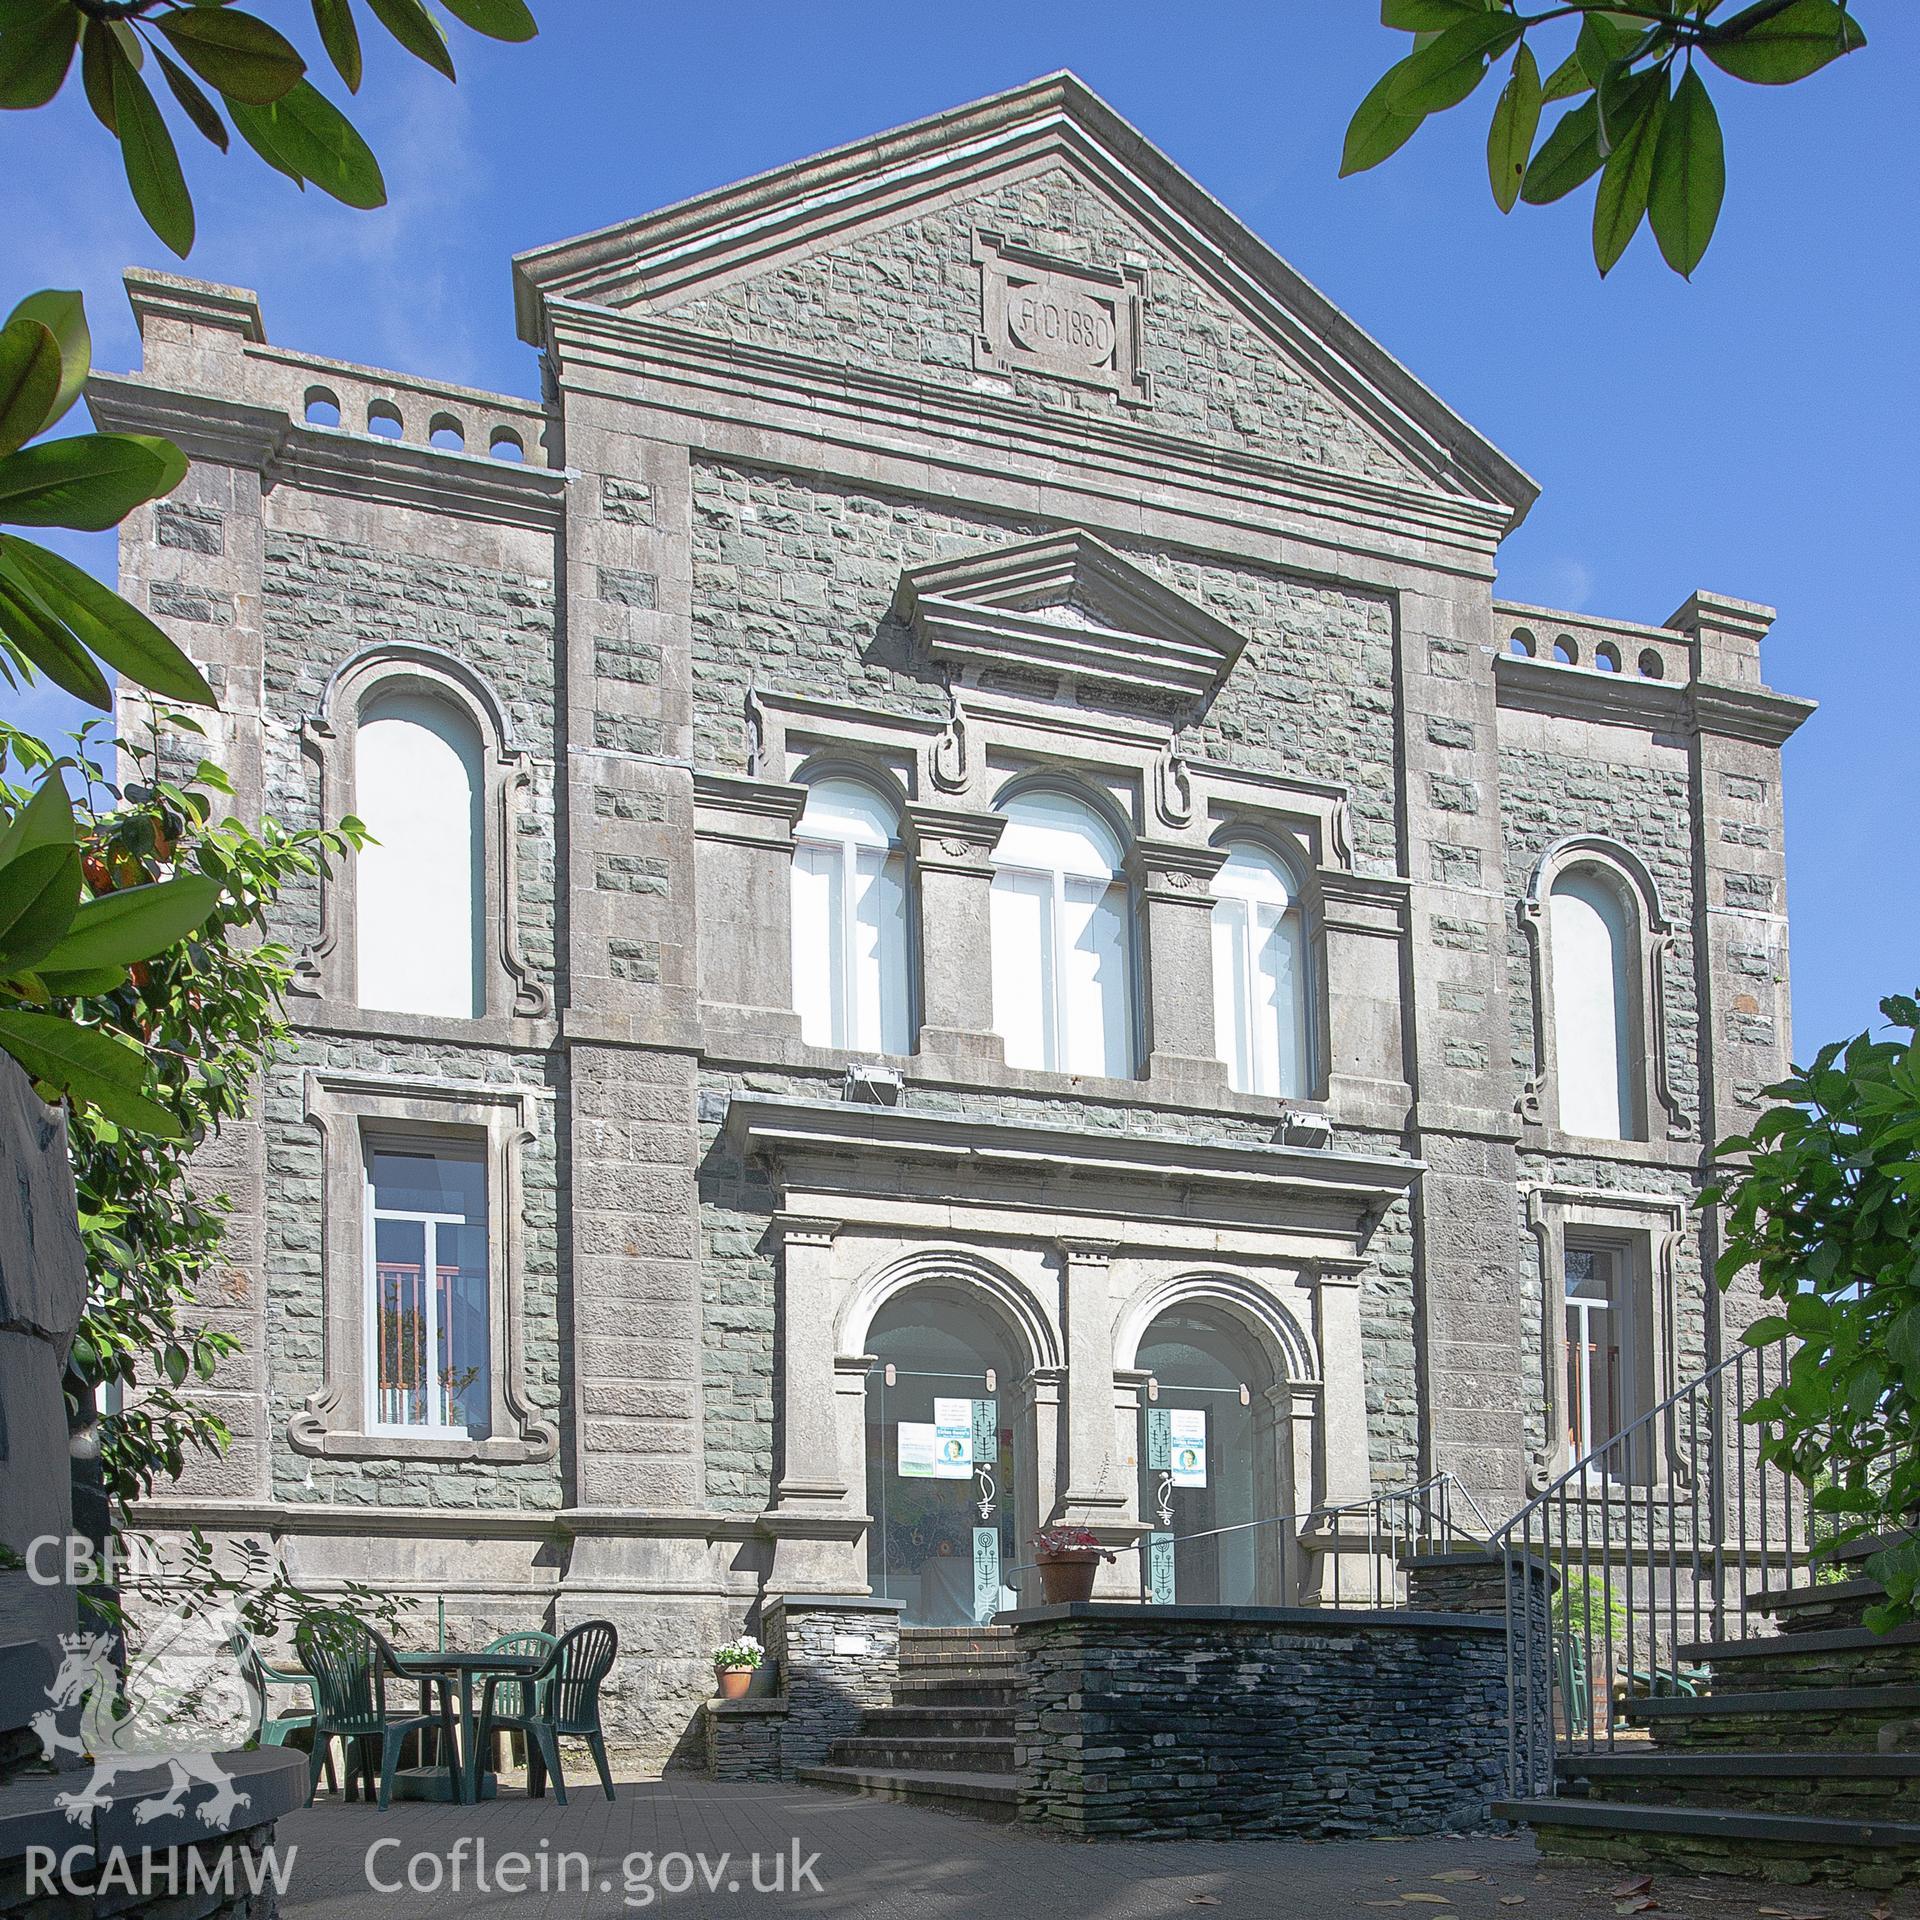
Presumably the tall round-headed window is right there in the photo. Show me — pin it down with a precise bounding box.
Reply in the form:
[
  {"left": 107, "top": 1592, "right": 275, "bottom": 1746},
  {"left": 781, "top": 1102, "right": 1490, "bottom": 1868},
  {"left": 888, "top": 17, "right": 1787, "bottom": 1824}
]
[
  {"left": 355, "top": 690, "right": 485, "bottom": 1018},
  {"left": 790, "top": 775, "right": 912, "bottom": 1055},
  {"left": 1210, "top": 841, "right": 1310, "bottom": 1099},
  {"left": 990, "top": 787, "right": 1135, "bottom": 1078},
  {"left": 1549, "top": 868, "right": 1643, "bottom": 1140}
]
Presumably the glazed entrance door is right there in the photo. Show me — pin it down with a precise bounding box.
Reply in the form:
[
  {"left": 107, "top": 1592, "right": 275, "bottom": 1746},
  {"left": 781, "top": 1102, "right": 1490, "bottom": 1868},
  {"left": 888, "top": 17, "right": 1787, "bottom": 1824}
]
[
  {"left": 864, "top": 1288, "right": 1018, "bottom": 1626},
  {"left": 1138, "top": 1310, "right": 1261, "bottom": 1606}
]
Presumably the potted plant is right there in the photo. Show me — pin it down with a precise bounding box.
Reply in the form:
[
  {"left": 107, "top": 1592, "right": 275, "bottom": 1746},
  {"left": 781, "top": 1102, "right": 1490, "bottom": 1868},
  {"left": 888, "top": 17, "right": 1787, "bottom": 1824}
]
[
  {"left": 1031, "top": 1524, "right": 1115, "bottom": 1605},
  {"left": 713, "top": 1634, "right": 763, "bottom": 1700}
]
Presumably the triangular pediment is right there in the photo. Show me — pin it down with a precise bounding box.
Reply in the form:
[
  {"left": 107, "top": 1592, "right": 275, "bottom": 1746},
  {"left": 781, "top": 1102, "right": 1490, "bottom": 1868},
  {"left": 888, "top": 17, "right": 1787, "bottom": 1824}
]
[
  {"left": 513, "top": 75, "right": 1536, "bottom": 525},
  {"left": 893, "top": 530, "right": 1244, "bottom": 710}
]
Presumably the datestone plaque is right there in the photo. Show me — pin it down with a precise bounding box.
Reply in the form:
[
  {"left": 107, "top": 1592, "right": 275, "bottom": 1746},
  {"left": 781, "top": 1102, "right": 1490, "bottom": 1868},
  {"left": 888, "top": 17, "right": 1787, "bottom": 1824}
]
[{"left": 974, "top": 230, "right": 1152, "bottom": 406}]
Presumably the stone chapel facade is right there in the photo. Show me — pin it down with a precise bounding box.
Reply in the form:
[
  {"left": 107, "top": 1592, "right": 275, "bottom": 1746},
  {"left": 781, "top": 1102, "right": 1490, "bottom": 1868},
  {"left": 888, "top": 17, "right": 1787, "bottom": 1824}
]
[{"left": 100, "top": 76, "right": 1810, "bottom": 1764}]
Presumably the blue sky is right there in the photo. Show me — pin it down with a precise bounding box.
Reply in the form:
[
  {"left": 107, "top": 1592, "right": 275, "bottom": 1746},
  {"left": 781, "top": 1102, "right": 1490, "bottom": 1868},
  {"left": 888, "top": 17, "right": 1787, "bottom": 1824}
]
[{"left": 2, "top": 5, "right": 1911, "bottom": 1055}]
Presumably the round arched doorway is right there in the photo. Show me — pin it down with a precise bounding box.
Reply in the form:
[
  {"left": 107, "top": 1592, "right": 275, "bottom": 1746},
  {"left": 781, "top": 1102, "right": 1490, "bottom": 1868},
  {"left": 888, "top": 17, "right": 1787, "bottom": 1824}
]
[
  {"left": 863, "top": 1286, "right": 1020, "bottom": 1626},
  {"left": 1136, "top": 1306, "right": 1283, "bottom": 1606}
]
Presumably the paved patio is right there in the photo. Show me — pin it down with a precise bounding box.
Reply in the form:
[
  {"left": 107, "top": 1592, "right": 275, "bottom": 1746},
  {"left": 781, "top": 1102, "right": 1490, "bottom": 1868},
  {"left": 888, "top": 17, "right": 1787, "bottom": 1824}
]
[{"left": 275, "top": 1777, "right": 1919, "bottom": 1919}]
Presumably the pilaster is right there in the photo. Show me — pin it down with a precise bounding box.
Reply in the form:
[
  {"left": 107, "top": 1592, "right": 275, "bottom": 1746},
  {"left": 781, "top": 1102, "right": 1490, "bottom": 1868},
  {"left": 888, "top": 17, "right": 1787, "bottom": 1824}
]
[{"left": 903, "top": 802, "right": 1007, "bottom": 1071}]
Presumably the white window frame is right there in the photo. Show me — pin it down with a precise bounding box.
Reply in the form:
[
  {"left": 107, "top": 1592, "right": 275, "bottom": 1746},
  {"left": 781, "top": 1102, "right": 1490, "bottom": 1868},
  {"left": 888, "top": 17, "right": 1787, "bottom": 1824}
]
[
  {"left": 1210, "top": 842, "right": 1311, "bottom": 1099},
  {"left": 1564, "top": 1243, "right": 1628, "bottom": 1474},
  {"left": 790, "top": 776, "right": 913, "bottom": 1055},
  {"left": 989, "top": 788, "right": 1136, "bottom": 1078},
  {"left": 363, "top": 1143, "right": 488, "bottom": 1436}
]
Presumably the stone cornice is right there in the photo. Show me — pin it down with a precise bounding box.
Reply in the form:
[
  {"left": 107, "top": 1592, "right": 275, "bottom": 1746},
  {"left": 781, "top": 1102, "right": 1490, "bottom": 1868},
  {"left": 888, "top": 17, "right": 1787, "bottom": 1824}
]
[
  {"left": 1493, "top": 653, "right": 1815, "bottom": 747},
  {"left": 1131, "top": 837, "right": 1229, "bottom": 897},
  {"left": 1688, "top": 680, "right": 1817, "bottom": 748},
  {"left": 692, "top": 770, "right": 809, "bottom": 845},
  {"left": 87, "top": 372, "right": 570, "bottom": 532},
  {"left": 724, "top": 1092, "right": 1422, "bottom": 1245},
  {"left": 544, "top": 304, "right": 1514, "bottom": 572},
  {"left": 902, "top": 800, "right": 1009, "bottom": 870}
]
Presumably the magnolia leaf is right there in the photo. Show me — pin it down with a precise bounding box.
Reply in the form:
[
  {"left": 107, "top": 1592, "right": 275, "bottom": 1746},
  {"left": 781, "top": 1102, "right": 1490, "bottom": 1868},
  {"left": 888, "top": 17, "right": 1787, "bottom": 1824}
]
[
  {"left": 4, "top": 290, "right": 89, "bottom": 434},
  {"left": 1487, "top": 41, "right": 1542, "bottom": 214},
  {"left": 0, "top": 770, "right": 76, "bottom": 866},
  {"left": 1593, "top": 68, "right": 1669, "bottom": 273},
  {"left": 1381, "top": 0, "right": 1482, "bottom": 27},
  {"left": 36, "top": 873, "right": 222, "bottom": 974},
  {"left": 1540, "top": 50, "right": 1588, "bottom": 104},
  {"left": 1705, "top": 0, "right": 1865, "bottom": 85},
  {"left": 1386, "top": 11, "right": 1521, "bottom": 116},
  {"left": 363, "top": 0, "right": 454, "bottom": 79},
  {"left": 0, "top": 564, "right": 111, "bottom": 706},
  {"left": 35, "top": 964, "right": 128, "bottom": 997},
  {"left": 0, "top": 316, "right": 60, "bottom": 459},
  {"left": 111, "top": 51, "right": 195, "bottom": 258},
  {"left": 439, "top": 0, "right": 538, "bottom": 38},
  {"left": 155, "top": 7, "right": 306, "bottom": 106},
  {"left": 228, "top": 81, "right": 386, "bottom": 207},
  {"left": 0, "top": 537, "right": 216, "bottom": 706},
  {"left": 79, "top": 17, "right": 117, "bottom": 132},
  {"left": 1341, "top": 64, "right": 1430, "bottom": 177},
  {"left": 0, "top": 431, "right": 187, "bottom": 530},
  {"left": 152, "top": 44, "right": 231, "bottom": 151},
  {"left": 0, "top": 1008, "right": 183, "bottom": 1138},
  {"left": 1648, "top": 66, "right": 1724, "bottom": 277},
  {"left": 0, "top": 0, "right": 79, "bottom": 109},
  {"left": 311, "top": 0, "right": 363, "bottom": 92},
  {"left": 1521, "top": 95, "right": 1604, "bottom": 205},
  {"left": 0, "top": 842, "right": 82, "bottom": 974}
]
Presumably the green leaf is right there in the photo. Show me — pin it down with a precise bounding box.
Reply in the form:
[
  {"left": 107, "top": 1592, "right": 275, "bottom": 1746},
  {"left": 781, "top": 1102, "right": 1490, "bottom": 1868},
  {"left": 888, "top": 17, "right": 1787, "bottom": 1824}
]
[
  {"left": 1381, "top": 0, "right": 1482, "bottom": 27},
  {"left": 0, "top": 432, "right": 188, "bottom": 530},
  {"left": 1540, "top": 50, "right": 1588, "bottom": 103},
  {"left": 311, "top": 0, "right": 363, "bottom": 92},
  {"left": 0, "top": 0, "right": 79, "bottom": 109},
  {"left": 363, "top": 0, "right": 454, "bottom": 79},
  {"left": 1487, "top": 41, "right": 1542, "bottom": 214},
  {"left": 37, "top": 872, "right": 222, "bottom": 974},
  {"left": 1386, "top": 11, "right": 1522, "bottom": 116},
  {"left": 0, "top": 563, "right": 111, "bottom": 706},
  {"left": 1742, "top": 1315, "right": 1791, "bottom": 1346},
  {"left": 4, "top": 290, "right": 89, "bottom": 435},
  {"left": 0, "top": 771, "right": 76, "bottom": 867},
  {"left": 35, "top": 964, "right": 128, "bottom": 997},
  {"left": 0, "top": 537, "right": 216, "bottom": 705},
  {"left": 0, "top": 1008, "right": 182, "bottom": 1137},
  {"left": 1704, "top": 0, "right": 1865, "bottom": 85},
  {"left": 152, "top": 44, "right": 231, "bottom": 151},
  {"left": 228, "top": 81, "right": 386, "bottom": 208},
  {"left": 79, "top": 17, "right": 116, "bottom": 133},
  {"left": 438, "top": 0, "right": 538, "bottom": 38},
  {"left": 1574, "top": 12, "right": 1636, "bottom": 87},
  {"left": 1886, "top": 1304, "right": 1920, "bottom": 1377},
  {"left": 111, "top": 54, "right": 195, "bottom": 258},
  {"left": 0, "top": 316, "right": 60, "bottom": 458},
  {"left": 1341, "top": 63, "right": 1430, "bottom": 177},
  {"left": 1521, "top": 95, "right": 1605, "bottom": 205},
  {"left": 155, "top": 7, "right": 305, "bottom": 106},
  {"left": 1648, "top": 66, "right": 1725, "bottom": 277},
  {"left": 0, "top": 842, "right": 81, "bottom": 974},
  {"left": 1593, "top": 68, "right": 1668, "bottom": 273}
]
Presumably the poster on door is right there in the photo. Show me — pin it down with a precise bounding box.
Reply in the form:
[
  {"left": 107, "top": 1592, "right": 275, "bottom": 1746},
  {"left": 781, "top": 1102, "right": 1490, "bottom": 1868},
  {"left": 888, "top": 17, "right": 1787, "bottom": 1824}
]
[
  {"left": 932, "top": 1398, "right": 975, "bottom": 1480},
  {"left": 1169, "top": 1408, "right": 1208, "bottom": 1487},
  {"left": 897, "top": 1423, "right": 938, "bottom": 1477}
]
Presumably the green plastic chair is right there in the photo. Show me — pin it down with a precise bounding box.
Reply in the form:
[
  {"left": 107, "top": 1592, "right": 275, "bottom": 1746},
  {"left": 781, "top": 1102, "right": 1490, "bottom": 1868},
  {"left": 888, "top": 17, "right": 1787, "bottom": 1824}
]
[
  {"left": 472, "top": 1619, "right": 618, "bottom": 1806},
  {"left": 294, "top": 1612, "right": 459, "bottom": 1810},
  {"left": 478, "top": 1629, "right": 556, "bottom": 1772},
  {"left": 231, "top": 1626, "right": 344, "bottom": 1795},
  {"left": 1556, "top": 1630, "right": 1593, "bottom": 1738}
]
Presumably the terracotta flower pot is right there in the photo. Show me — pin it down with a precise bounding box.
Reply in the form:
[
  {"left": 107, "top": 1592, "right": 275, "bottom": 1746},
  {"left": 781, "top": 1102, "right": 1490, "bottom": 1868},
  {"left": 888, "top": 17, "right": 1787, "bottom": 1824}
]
[
  {"left": 1036, "top": 1553, "right": 1100, "bottom": 1605},
  {"left": 716, "top": 1665, "right": 754, "bottom": 1700}
]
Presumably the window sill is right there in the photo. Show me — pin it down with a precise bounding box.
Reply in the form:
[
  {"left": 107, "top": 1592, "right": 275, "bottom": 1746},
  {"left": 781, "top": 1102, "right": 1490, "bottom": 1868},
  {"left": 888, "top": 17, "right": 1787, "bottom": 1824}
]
[
  {"left": 1522, "top": 1123, "right": 1700, "bottom": 1170},
  {"left": 288, "top": 997, "right": 559, "bottom": 1051},
  {"left": 286, "top": 1415, "right": 557, "bottom": 1465}
]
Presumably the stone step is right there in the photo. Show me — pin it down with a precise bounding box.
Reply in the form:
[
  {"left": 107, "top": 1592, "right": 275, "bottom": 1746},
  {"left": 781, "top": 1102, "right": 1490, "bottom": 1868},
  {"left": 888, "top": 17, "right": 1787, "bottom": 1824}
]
[
  {"left": 898, "top": 1626, "right": 1013, "bottom": 1642},
  {"left": 1676, "top": 1624, "right": 1920, "bottom": 1692},
  {"left": 896, "top": 1647, "right": 1023, "bottom": 1675},
  {"left": 889, "top": 1674, "right": 1024, "bottom": 1709},
  {"left": 858, "top": 1704, "right": 1016, "bottom": 1742},
  {"left": 826, "top": 1735, "right": 1016, "bottom": 1774},
  {"left": 796, "top": 1764, "right": 1020, "bottom": 1822},
  {"left": 1627, "top": 1684, "right": 1920, "bottom": 1752},
  {"left": 1748, "top": 1575, "right": 1881, "bottom": 1634},
  {"left": 1561, "top": 1749, "right": 1920, "bottom": 1820},
  {"left": 1497, "top": 1795, "right": 1920, "bottom": 1888}
]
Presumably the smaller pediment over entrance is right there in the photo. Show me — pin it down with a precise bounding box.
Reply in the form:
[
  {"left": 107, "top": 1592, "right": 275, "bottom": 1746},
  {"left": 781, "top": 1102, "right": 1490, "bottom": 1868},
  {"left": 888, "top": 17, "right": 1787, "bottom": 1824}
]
[{"left": 893, "top": 531, "right": 1245, "bottom": 714}]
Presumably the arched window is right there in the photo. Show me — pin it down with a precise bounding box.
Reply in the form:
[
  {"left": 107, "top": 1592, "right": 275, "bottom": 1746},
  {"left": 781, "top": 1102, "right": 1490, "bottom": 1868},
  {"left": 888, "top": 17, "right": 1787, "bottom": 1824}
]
[
  {"left": 1549, "top": 868, "right": 1642, "bottom": 1140},
  {"left": 989, "top": 787, "right": 1134, "bottom": 1077},
  {"left": 790, "top": 775, "right": 911, "bottom": 1055},
  {"left": 355, "top": 691, "right": 484, "bottom": 1018},
  {"left": 1210, "top": 841, "right": 1310, "bottom": 1098}
]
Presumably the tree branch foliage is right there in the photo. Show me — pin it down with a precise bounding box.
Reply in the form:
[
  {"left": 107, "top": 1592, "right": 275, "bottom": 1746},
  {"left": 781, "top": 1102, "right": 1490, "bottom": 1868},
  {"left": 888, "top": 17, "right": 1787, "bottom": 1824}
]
[
  {"left": 0, "top": 0, "right": 538, "bottom": 257},
  {"left": 1703, "top": 992, "right": 1920, "bottom": 1629},
  {"left": 1344, "top": 1, "right": 1867, "bottom": 276}
]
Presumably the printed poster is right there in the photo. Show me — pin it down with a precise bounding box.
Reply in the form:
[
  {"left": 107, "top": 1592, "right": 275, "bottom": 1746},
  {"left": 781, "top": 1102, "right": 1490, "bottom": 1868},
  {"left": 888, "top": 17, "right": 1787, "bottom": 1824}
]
[
  {"left": 1169, "top": 1407, "right": 1208, "bottom": 1488},
  {"left": 932, "top": 1397, "right": 975, "bottom": 1480},
  {"left": 897, "top": 1422, "right": 937, "bottom": 1478}
]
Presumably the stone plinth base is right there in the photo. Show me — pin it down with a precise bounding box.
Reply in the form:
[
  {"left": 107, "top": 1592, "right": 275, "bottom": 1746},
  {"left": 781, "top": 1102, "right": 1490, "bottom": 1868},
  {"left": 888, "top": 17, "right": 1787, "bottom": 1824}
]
[
  {"left": 1006, "top": 1602, "right": 1509, "bottom": 1840},
  {"left": 759, "top": 1594, "right": 903, "bottom": 1778},
  {"left": 702, "top": 1696, "right": 789, "bottom": 1781}
]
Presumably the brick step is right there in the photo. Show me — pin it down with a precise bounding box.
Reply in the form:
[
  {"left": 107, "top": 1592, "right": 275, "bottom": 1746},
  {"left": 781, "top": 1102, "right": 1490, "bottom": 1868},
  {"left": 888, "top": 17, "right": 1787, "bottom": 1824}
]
[
  {"left": 1676, "top": 1624, "right": 1920, "bottom": 1692},
  {"left": 857, "top": 1704, "right": 1015, "bottom": 1741},
  {"left": 796, "top": 1765, "right": 1019, "bottom": 1822},
  {"left": 826, "top": 1735, "right": 1016, "bottom": 1774},
  {"left": 1627, "top": 1685, "right": 1920, "bottom": 1752},
  {"left": 889, "top": 1674, "right": 1023, "bottom": 1709},
  {"left": 1561, "top": 1750, "right": 1920, "bottom": 1819},
  {"left": 1497, "top": 1796, "right": 1920, "bottom": 1888},
  {"left": 896, "top": 1652, "right": 1023, "bottom": 1679},
  {"left": 898, "top": 1626, "right": 1014, "bottom": 1642}
]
